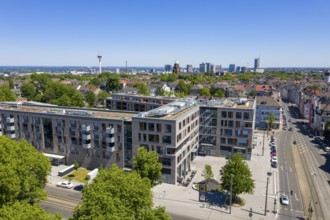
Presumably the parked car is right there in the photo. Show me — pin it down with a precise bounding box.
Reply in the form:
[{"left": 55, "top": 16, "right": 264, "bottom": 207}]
[
  {"left": 73, "top": 184, "right": 84, "bottom": 191},
  {"left": 288, "top": 127, "right": 292, "bottom": 131},
  {"left": 280, "top": 194, "right": 289, "bottom": 205},
  {"left": 271, "top": 152, "right": 277, "bottom": 157},
  {"left": 271, "top": 161, "right": 278, "bottom": 168},
  {"left": 56, "top": 181, "right": 73, "bottom": 189},
  {"left": 271, "top": 156, "right": 278, "bottom": 163},
  {"left": 324, "top": 147, "right": 330, "bottom": 152}
]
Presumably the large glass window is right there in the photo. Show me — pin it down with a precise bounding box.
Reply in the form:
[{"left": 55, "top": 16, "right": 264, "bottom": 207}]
[
  {"left": 243, "top": 112, "right": 250, "bottom": 120},
  {"left": 148, "top": 123, "right": 154, "bottom": 131},
  {"left": 221, "top": 111, "right": 227, "bottom": 118},
  {"left": 236, "top": 112, "right": 242, "bottom": 119},
  {"left": 165, "top": 124, "right": 171, "bottom": 133},
  {"left": 43, "top": 118, "right": 53, "bottom": 150},
  {"left": 162, "top": 136, "right": 172, "bottom": 144}
]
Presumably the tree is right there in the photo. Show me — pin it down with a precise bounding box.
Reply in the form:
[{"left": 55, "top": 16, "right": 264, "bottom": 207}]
[
  {"left": 323, "top": 120, "right": 330, "bottom": 143},
  {"left": 70, "top": 92, "right": 85, "bottom": 107},
  {"left": 56, "top": 94, "right": 71, "bottom": 106},
  {"left": 133, "top": 147, "right": 162, "bottom": 186},
  {"left": 175, "top": 80, "right": 190, "bottom": 95},
  {"left": 8, "top": 78, "right": 14, "bottom": 89},
  {"left": 72, "top": 164, "right": 170, "bottom": 220},
  {"left": 249, "top": 90, "right": 257, "bottom": 96},
  {"left": 220, "top": 154, "right": 255, "bottom": 202},
  {"left": 0, "top": 136, "right": 51, "bottom": 206},
  {"left": 267, "top": 114, "right": 275, "bottom": 131},
  {"left": 0, "top": 202, "right": 62, "bottom": 220},
  {"left": 20, "top": 82, "right": 37, "bottom": 100},
  {"left": 30, "top": 73, "right": 52, "bottom": 93},
  {"left": 199, "top": 87, "right": 211, "bottom": 96},
  {"left": 85, "top": 92, "right": 97, "bottom": 107},
  {"left": 155, "top": 87, "right": 166, "bottom": 96},
  {"left": 89, "top": 78, "right": 101, "bottom": 86},
  {"left": 0, "top": 85, "right": 16, "bottom": 101},
  {"left": 97, "top": 90, "right": 109, "bottom": 106},
  {"left": 202, "top": 164, "right": 214, "bottom": 181},
  {"left": 135, "top": 83, "right": 150, "bottom": 96},
  {"left": 106, "top": 75, "right": 121, "bottom": 92}
]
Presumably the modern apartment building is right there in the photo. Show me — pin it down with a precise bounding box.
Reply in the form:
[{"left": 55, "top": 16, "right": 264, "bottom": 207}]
[
  {"left": 106, "top": 93, "right": 176, "bottom": 112},
  {"left": 0, "top": 96, "right": 256, "bottom": 185},
  {"left": 255, "top": 96, "right": 282, "bottom": 129},
  {"left": 229, "top": 64, "right": 236, "bottom": 72},
  {"left": 0, "top": 103, "right": 136, "bottom": 170},
  {"left": 198, "top": 98, "right": 256, "bottom": 160},
  {"left": 132, "top": 99, "right": 200, "bottom": 184}
]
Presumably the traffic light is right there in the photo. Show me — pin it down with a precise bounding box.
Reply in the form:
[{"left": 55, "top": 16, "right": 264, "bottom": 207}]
[{"left": 290, "top": 190, "right": 293, "bottom": 196}]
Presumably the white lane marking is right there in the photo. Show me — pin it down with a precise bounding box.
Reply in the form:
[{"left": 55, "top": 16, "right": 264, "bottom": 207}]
[{"left": 294, "top": 193, "right": 299, "bottom": 202}]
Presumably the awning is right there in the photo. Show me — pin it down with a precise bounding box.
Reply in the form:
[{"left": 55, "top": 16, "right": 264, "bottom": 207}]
[
  {"left": 191, "top": 148, "right": 198, "bottom": 153},
  {"left": 43, "top": 153, "right": 65, "bottom": 160}
]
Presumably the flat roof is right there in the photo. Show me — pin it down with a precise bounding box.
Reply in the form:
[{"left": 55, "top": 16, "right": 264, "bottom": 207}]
[
  {"left": 0, "top": 103, "right": 137, "bottom": 120},
  {"left": 44, "top": 153, "right": 65, "bottom": 159},
  {"left": 199, "top": 98, "right": 255, "bottom": 109}
]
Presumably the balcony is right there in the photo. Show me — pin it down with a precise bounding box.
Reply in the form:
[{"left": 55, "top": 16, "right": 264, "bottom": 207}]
[
  {"left": 106, "top": 137, "right": 115, "bottom": 143},
  {"left": 106, "top": 127, "right": 115, "bottom": 134},
  {"left": 106, "top": 146, "right": 115, "bottom": 152},
  {"left": 7, "top": 133, "right": 16, "bottom": 139},
  {"left": 6, "top": 118, "right": 14, "bottom": 123},
  {"left": 83, "top": 143, "right": 92, "bottom": 149},
  {"left": 7, "top": 126, "right": 15, "bottom": 131},
  {"left": 81, "top": 125, "right": 91, "bottom": 132},
  {"left": 82, "top": 134, "right": 91, "bottom": 140}
]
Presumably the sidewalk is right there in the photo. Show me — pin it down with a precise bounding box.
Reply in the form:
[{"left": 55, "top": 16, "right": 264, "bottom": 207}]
[
  {"left": 152, "top": 130, "right": 278, "bottom": 220},
  {"left": 47, "top": 165, "right": 82, "bottom": 187}
]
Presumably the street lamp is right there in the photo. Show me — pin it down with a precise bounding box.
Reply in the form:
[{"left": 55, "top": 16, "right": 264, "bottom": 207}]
[
  {"left": 264, "top": 171, "right": 272, "bottom": 216},
  {"left": 308, "top": 172, "right": 317, "bottom": 220},
  {"left": 229, "top": 174, "right": 234, "bottom": 214}
]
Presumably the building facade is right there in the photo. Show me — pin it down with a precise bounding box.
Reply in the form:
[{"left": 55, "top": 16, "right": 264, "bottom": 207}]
[
  {"left": 106, "top": 93, "right": 176, "bottom": 112},
  {"left": 186, "top": 65, "right": 193, "bottom": 73},
  {"left": 255, "top": 96, "right": 282, "bottom": 129},
  {"left": 199, "top": 63, "right": 206, "bottom": 73},
  {"left": 229, "top": 64, "right": 236, "bottom": 72},
  {"left": 132, "top": 100, "right": 200, "bottom": 184},
  {"left": 198, "top": 98, "right": 256, "bottom": 160}
]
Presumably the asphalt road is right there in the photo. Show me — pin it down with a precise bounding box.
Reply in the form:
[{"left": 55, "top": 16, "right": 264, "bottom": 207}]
[
  {"left": 281, "top": 102, "right": 330, "bottom": 220},
  {"left": 42, "top": 185, "right": 81, "bottom": 219},
  {"left": 275, "top": 103, "right": 304, "bottom": 220}
]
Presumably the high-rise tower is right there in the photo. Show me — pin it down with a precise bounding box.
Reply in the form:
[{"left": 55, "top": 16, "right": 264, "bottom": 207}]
[
  {"left": 173, "top": 59, "right": 180, "bottom": 74},
  {"left": 97, "top": 51, "right": 102, "bottom": 74},
  {"left": 254, "top": 57, "right": 260, "bottom": 70}
]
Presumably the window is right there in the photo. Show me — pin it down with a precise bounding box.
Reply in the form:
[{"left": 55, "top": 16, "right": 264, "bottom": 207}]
[
  {"left": 167, "top": 147, "right": 175, "bottom": 155},
  {"left": 221, "top": 138, "right": 226, "bottom": 144},
  {"left": 156, "top": 124, "right": 161, "bottom": 132},
  {"left": 228, "top": 112, "right": 233, "bottom": 118},
  {"left": 143, "top": 134, "right": 147, "bottom": 142},
  {"left": 236, "top": 112, "right": 242, "bottom": 119},
  {"left": 179, "top": 122, "right": 182, "bottom": 130},
  {"left": 224, "top": 129, "right": 233, "bottom": 136},
  {"left": 177, "top": 133, "right": 182, "bottom": 143},
  {"left": 228, "top": 121, "right": 234, "bottom": 128},
  {"left": 148, "top": 123, "right": 154, "bottom": 131},
  {"left": 243, "top": 112, "right": 250, "bottom": 120},
  {"left": 245, "top": 122, "right": 252, "bottom": 128},
  {"left": 157, "top": 146, "right": 163, "bottom": 154},
  {"left": 162, "top": 136, "right": 172, "bottom": 144},
  {"left": 138, "top": 133, "right": 141, "bottom": 141},
  {"left": 221, "top": 111, "right": 227, "bottom": 118},
  {"left": 139, "top": 122, "right": 146, "bottom": 131},
  {"left": 148, "top": 134, "right": 159, "bottom": 143},
  {"left": 221, "top": 120, "right": 227, "bottom": 126},
  {"left": 165, "top": 124, "right": 171, "bottom": 133},
  {"left": 235, "top": 121, "right": 241, "bottom": 128}
]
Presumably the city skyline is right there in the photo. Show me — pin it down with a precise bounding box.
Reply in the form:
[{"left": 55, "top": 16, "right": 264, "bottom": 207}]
[{"left": 0, "top": 0, "right": 329, "bottom": 67}]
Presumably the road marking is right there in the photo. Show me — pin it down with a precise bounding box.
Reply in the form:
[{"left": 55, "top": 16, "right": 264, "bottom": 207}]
[{"left": 294, "top": 193, "right": 299, "bottom": 202}]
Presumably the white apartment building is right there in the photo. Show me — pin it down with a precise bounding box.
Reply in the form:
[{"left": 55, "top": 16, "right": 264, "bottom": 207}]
[{"left": 255, "top": 96, "right": 283, "bottom": 129}]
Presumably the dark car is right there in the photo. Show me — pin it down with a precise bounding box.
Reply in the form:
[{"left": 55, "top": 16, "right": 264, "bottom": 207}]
[
  {"left": 73, "top": 184, "right": 84, "bottom": 191},
  {"left": 271, "top": 161, "right": 277, "bottom": 168}
]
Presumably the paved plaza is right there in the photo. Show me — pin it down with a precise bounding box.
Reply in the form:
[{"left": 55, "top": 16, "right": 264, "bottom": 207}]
[{"left": 152, "top": 130, "right": 279, "bottom": 220}]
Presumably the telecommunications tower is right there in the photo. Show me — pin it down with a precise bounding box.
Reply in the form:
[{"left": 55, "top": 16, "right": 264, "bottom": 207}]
[{"left": 97, "top": 51, "right": 102, "bottom": 74}]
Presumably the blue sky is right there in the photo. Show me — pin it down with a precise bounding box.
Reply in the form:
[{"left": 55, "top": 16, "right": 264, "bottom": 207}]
[{"left": 0, "top": 0, "right": 329, "bottom": 67}]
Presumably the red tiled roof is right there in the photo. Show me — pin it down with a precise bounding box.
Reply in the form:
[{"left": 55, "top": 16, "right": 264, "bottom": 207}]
[{"left": 255, "top": 85, "right": 271, "bottom": 92}]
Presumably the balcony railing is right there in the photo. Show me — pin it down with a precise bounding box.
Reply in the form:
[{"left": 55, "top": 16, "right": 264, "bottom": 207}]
[
  {"left": 6, "top": 118, "right": 14, "bottom": 123},
  {"left": 106, "top": 137, "right": 115, "bottom": 143},
  {"left": 7, "top": 133, "right": 16, "bottom": 139},
  {"left": 83, "top": 143, "right": 91, "bottom": 149},
  {"left": 82, "top": 134, "right": 91, "bottom": 140},
  {"left": 7, "top": 126, "right": 15, "bottom": 131},
  {"left": 106, "top": 146, "right": 115, "bottom": 152},
  {"left": 81, "top": 125, "right": 91, "bottom": 132},
  {"left": 106, "top": 127, "right": 115, "bottom": 134}
]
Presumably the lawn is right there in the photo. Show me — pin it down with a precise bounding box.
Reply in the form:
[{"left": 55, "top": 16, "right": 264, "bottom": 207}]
[{"left": 65, "top": 167, "right": 90, "bottom": 184}]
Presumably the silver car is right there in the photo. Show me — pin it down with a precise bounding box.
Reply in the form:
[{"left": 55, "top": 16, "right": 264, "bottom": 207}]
[
  {"left": 280, "top": 194, "right": 289, "bottom": 205},
  {"left": 56, "top": 181, "right": 73, "bottom": 189}
]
